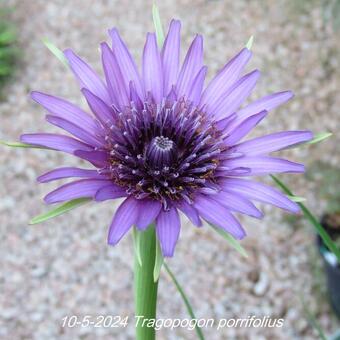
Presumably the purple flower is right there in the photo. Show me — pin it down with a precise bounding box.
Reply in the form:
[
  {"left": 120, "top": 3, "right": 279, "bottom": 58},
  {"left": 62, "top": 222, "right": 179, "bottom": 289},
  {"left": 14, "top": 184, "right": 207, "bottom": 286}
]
[{"left": 21, "top": 20, "right": 312, "bottom": 257}]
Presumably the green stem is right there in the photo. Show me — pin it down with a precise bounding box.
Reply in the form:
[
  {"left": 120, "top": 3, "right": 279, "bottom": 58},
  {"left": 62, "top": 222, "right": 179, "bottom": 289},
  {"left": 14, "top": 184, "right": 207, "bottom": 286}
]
[{"left": 134, "top": 224, "right": 159, "bottom": 340}]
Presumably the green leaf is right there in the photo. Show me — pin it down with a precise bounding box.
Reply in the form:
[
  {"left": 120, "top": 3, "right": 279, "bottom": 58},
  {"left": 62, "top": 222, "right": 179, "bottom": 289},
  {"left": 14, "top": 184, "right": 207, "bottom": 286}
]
[
  {"left": 152, "top": 4, "right": 165, "bottom": 47},
  {"left": 42, "top": 38, "right": 68, "bottom": 68},
  {"left": 164, "top": 263, "right": 205, "bottom": 340},
  {"left": 210, "top": 224, "right": 248, "bottom": 258},
  {"left": 287, "top": 195, "right": 306, "bottom": 202},
  {"left": 0, "top": 140, "right": 48, "bottom": 149},
  {"left": 132, "top": 227, "right": 143, "bottom": 267},
  {"left": 153, "top": 237, "right": 163, "bottom": 282},
  {"left": 246, "top": 35, "right": 254, "bottom": 50},
  {"left": 271, "top": 175, "right": 340, "bottom": 263},
  {"left": 29, "top": 198, "right": 91, "bottom": 224},
  {"left": 300, "top": 295, "right": 327, "bottom": 340},
  {"left": 306, "top": 132, "right": 332, "bottom": 145}
]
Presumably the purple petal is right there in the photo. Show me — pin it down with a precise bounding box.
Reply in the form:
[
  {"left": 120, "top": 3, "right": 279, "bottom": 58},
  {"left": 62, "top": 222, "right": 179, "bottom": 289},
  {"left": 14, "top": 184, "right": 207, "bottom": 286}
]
[
  {"left": 129, "top": 81, "right": 143, "bottom": 109},
  {"left": 222, "top": 156, "right": 305, "bottom": 175},
  {"left": 176, "top": 35, "right": 203, "bottom": 98},
  {"left": 95, "top": 185, "right": 127, "bottom": 201},
  {"left": 220, "top": 178, "right": 300, "bottom": 213},
  {"left": 31, "top": 91, "right": 100, "bottom": 134},
  {"left": 187, "top": 66, "right": 207, "bottom": 106},
  {"left": 224, "top": 91, "right": 294, "bottom": 134},
  {"left": 38, "top": 167, "right": 103, "bottom": 183},
  {"left": 109, "top": 28, "right": 144, "bottom": 100},
  {"left": 156, "top": 207, "right": 181, "bottom": 257},
  {"left": 200, "top": 48, "right": 252, "bottom": 110},
  {"left": 101, "top": 42, "right": 129, "bottom": 109},
  {"left": 177, "top": 201, "right": 202, "bottom": 227},
  {"left": 108, "top": 196, "right": 140, "bottom": 245},
  {"left": 20, "top": 133, "right": 92, "bottom": 154},
  {"left": 143, "top": 33, "right": 163, "bottom": 102},
  {"left": 64, "top": 49, "right": 111, "bottom": 105},
  {"left": 231, "top": 130, "right": 313, "bottom": 155},
  {"left": 223, "top": 111, "right": 267, "bottom": 146},
  {"left": 46, "top": 115, "right": 104, "bottom": 148},
  {"left": 82, "top": 88, "right": 116, "bottom": 126},
  {"left": 135, "top": 199, "right": 162, "bottom": 230},
  {"left": 212, "top": 191, "right": 263, "bottom": 218},
  {"left": 162, "top": 19, "right": 181, "bottom": 95},
  {"left": 194, "top": 195, "right": 246, "bottom": 239},
  {"left": 74, "top": 150, "right": 108, "bottom": 167},
  {"left": 212, "top": 70, "right": 260, "bottom": 120},
  {"left": 44, "top": 179, "right": 112, "bottom": 204}
]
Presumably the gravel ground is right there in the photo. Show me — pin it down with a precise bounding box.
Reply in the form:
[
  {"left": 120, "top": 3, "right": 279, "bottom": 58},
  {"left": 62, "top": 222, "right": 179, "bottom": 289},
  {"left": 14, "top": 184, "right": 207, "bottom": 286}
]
[{"left": 0, "top": 0, "right": 339, "bottom": 339}]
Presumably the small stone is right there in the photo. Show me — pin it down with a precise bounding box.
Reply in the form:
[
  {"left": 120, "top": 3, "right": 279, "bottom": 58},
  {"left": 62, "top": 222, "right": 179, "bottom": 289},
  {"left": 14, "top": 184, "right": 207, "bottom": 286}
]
[{"left": 253, "top": 272, "right": 269, "bottom": 296}]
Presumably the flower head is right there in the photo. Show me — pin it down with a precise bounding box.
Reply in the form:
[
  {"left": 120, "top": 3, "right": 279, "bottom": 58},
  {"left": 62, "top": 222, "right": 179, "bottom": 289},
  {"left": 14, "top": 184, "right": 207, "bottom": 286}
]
[{"left": 21, "top": 20, "right": 312, "bottom": 257}]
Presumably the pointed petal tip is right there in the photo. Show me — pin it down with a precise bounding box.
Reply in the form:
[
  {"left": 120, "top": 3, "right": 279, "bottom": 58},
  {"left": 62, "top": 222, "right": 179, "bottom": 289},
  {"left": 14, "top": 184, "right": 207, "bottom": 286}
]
[
  {"left": 99, "top": 41, "right": 108, "bottom": 50},
  {"left": 108, "top": 27, "right": 120, "bottom": 41},
  {"left": 236, "top": 231, "right": 247, "bottom": 240},
  {"left": 285, "top": 90, "right": 294, "bottom": 98},
  {"left": 278, "top": 90, "right": 294, "bottom": 102},
  {"left": 19, "top": 134, "right": 27, "bottom": 143},
  {"left": 290, "top": 204, "right": 301, "bottom": 214},
  {"left": 30, "top": 90, "right": 42, "bottom": 101},
  {"left": 37, "top": 175, "right": 45, "bottom": 183},
  {"left": 63, "top": 48, "right": 73, "bottom": 58},
  {"left": 43, "top": 194, "right": 54, "bottom": 204},
  {"left": 107, "top": 233, "right": 119, "bottom": 246},
  {"left": 169, "top": 18, "right": 181, "bottom": 27},
  {"left": 250, "top": 69, "right": 261, "bottom": 78}
]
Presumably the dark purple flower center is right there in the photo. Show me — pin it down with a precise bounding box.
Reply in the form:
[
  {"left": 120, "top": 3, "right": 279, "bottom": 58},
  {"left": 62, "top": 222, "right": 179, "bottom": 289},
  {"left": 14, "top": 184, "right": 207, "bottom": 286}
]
[
  {"left": 102, "top": 98, "right": 225, "bottom": 208},
  {"left": 147, "top": 136, "right": 176, "bottom": 167}
]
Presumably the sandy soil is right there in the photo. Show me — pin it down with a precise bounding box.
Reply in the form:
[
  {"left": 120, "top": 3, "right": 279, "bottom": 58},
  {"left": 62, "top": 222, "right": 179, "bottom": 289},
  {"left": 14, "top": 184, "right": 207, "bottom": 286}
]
[{"left": 0, "top": 0, "right": 339, "bottom": 339}]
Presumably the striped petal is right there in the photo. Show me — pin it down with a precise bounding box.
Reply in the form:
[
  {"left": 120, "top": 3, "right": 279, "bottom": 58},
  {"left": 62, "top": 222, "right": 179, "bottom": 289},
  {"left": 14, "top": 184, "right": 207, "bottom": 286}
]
[
  {"left": 194, "top": 195, "right": 246, "bottom": 239},
  {"left": 177, "top": 201, "right": 202, "bottom": 227},
  {"left": 176, "top": 35, "right": 203, "bottom": 98},
  {"left": 82, "top": 88, "right": 116, "bottom": 126},
  {"left": 64, "top": 49, "right": 111, "bottom": 105},
  {"left": 224, "top": 91, "right": 294, "bottom": 134},
  {"left": 220, "top": 178, "right": 300, "bottom": 213},
  {"left": 73, "top": 150, "right": 108, "bottom": 167},
  {"left": 224, "top": 111, "right": 267, "bottom": 146},
  {"left": 143, "top": 33, "right": 163, "bottom": 102},
  {"left": 20, "top": 133, "right": 92, "bottom": 154},
  {"left": 200, "top": 48, "right": 252, "bottom": 110},
  {"left": 46, "top": 115, "right": 104, "bottom": 147},
  {"left": 109, "top": 28, "right": 144, "bottom": 99},
  {"left": 44, "top": 179, "right": 112, "bottom": 204},
  {"left": 156, "top": 207, "right": 181, "bottom": 257},
  {"left": 135, "top": 199, "right": 162, "bottom": 230},
  {"left": 101, "top": 42, "right": 129, "bottom": 109},
  {"left": 222, "top": 156, "right": 305, "bottom": 175},
  {"left": 212, "top": 70, "right": 260, "bottom": 119},
  {"left": 212, "top": 191, "right": 263, "bottom": 218},
  {"left": 231, "top": 131, "right": 313, "bottom": 155},
  {"left": 95, "top": 185, "right": 127, "bottom": 201},
  {"left": 162, "top": 19, "right": 181, "bottom": 95},
  {"left": 38, "top": 167, "right": 103, "bottom": 183},
  {"left": 108, "top": 196, "right": 140, "bottom": 245},
  {"left": 187, "top": 66, "right": 207, "bottom": 106},
  {"left": 31, "top": 91, "right": 100, "bottom": 134}
]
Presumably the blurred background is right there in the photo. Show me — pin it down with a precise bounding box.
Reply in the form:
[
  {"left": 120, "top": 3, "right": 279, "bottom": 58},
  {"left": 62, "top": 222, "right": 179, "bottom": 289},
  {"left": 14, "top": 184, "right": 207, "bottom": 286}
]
[{"left": 0, "top": 0, "right": 339, "bottom": 339}]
